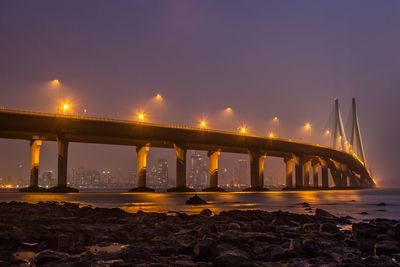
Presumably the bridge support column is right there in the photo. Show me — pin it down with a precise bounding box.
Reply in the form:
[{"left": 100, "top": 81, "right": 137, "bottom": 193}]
[
  {"left": 321, "top": 166, "right": 329, "bottom": 189},
  {"left": 203, "top": 151, "right": 225, "bottom": 192},
  {"left": 243, "top": 152, "right": 269, "bottom": 191},
  {"left": 312, "top": 162, "right": 319, "bottom": 188},
  {"left": 284, "top": 157, "right": 294, "bottom": 189},
  {"left": 19, "top": 139, "right": 45, "bottom": 192},
  {"left": 48, "top": 135, "right": 78, "bottom": 193},
  {"left": 167, "top": 144, "right": 195, "bottom": 192},
  {"left": 129, "top": 145, "right": 154, "bottom": 192},
  {"left": 303, "top": 160, "right": 311, "bottom": 188},
  {"left": 295, "top": 157, "right": 304, "bottom": 189}
]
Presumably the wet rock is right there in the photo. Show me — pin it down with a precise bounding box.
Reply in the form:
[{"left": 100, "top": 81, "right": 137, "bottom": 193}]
[
  {"left": 315, "top": 208, "right": 338, "bottom": 219},
  {"left": 32, "top": 250, "right": 71, "bottom": 266},
  {"left": 360, "top": 212, "right": 369, "bottom": 215},
  {"left": 186, "top": 195, "right": 208, "bottom": 205},
  {"left": 302, "top": 223, "right": 320, "bottom": 232},
  {"left": 227, "top": 223, "right": 241, "bottom": 231},
  {"left": 302, "top": 238, "right": 320, "bottom": 255},
  {"left": 199, "top": 209, "right": 212, "bottom": 217},
  {"left": 320, "top": 223, "right": 340, "bottom": 233},
  {"left": 374, "top": 240, "right": 400, "bottom": 256},
  {"left": 213, "top": 251, "right": 256, "bottom": 267},
  {"left": 193, "top": 237, "right": 216, "bottom": 260},
  {"left": 377, "top": 203, "right": 386, "bottom": 206}
]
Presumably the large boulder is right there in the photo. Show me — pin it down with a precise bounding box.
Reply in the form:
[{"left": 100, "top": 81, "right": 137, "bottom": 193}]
[{"left": 374, "top": 241, "right": 400, "bottom": 256}]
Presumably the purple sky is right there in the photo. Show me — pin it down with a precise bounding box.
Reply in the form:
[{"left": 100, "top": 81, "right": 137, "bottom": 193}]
[{"left": 0, "top": 1, "right": 399, "bottom": 186}]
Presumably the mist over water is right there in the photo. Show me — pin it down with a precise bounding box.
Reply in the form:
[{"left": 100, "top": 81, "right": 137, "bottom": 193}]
[{"left": 1, "top": 188, "right": 399, "bottom": 221}]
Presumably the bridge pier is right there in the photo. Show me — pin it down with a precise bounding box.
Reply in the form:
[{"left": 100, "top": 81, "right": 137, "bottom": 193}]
[
  {"left": 167, "top": 144, "right": 195, "bottom": 192},
  {"left": 243, "top": 152, "right": 269, "bottom": 191},
  {"left": 295, "top": 157, "right": 304, "bottom": 189},
  {"left": 19, "top": 139, "right": 46, "bottom": 192},
  {"left": 312, "top": 161, "right": 319, "bottom": 188},
  {"left": 321, "top": 166, "right": 329, "bottom": 189},
  {"left": 303, "top": 160, "right": 311, "bottom": 188},
  {"left": 48, "top": 135, "right": 78, "bottom": 193},
  {"left": 129, "top": 145, "right": 154, "bottom": 192},
  {"left": 203, "top": 150, "right": 225, "bottom": 192},
  {"left": 284, "top": 157, "right": 294, "bottom": 189}
]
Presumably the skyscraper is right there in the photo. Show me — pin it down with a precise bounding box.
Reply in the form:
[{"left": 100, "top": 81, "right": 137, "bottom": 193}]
[{"left": 188, "top": 152, "right": 208, "bottom": 188}]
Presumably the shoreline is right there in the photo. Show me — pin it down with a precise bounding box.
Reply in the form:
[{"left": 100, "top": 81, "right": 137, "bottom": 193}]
[{"left": 0, "top": 201, "right": 399, "bottom": 266}]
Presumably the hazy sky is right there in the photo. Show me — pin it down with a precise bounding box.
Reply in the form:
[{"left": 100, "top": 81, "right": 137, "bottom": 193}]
[{"left": 0, "top": 1, "right": 399, "bottom": 186}]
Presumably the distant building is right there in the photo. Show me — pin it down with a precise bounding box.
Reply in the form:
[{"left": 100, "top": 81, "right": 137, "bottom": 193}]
[
  {"left": 188, "top": 152, "right": 208, "bottom": 188},
  {"left": 41, "top": 170, "right": 56, "bottom": 188},
  {"left": 236, "top": 159, "right": 249, "bottom": 185}
]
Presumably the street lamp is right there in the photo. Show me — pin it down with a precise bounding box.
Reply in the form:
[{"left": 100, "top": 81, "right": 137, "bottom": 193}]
[
  {"left": 199, "top": 119, "right": 208, "bottom": 129},
  {"left": 238, "top": 125, "right": 248, "bottom": 135},
  {"left": 136, "top": 111, "right": 146, "bottom": 122}
]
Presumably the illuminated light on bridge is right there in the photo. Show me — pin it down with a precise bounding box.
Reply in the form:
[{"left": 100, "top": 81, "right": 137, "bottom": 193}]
[
  {"left": 50, "top": 79, "right": 61, "bottom": 88},
  {"left": 59, "top": 102, "right": 71, "bottom": 115},
  {"left": 154, "top": 94, "right": 163, "bottom": 102},
  {"left": 304, "top": 122, "right": 312, "bottom": 137},
  {"left": 273, "top": 116, "right": 279, "bottom": 122},
  {"left": 268, "top": 132, "right": 275, "bottom": 138},
  {"left": 238, "top": 125, "right": 248, "bottom": 135},
  {"left": 136, "top": 111, "right": 146, "bottom": 122},
  {"left": 198, "top": 119, "right": 208, "bottom": 129},
  {"left": 325, "top": 130, "right": 331, "bottom": 135},
  {"left": 224, "top": 107, "right": 233, "bottom": 114}
]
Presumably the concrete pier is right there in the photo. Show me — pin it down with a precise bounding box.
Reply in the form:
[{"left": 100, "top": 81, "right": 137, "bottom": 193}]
[
  {"left": 243, "top": 152, "right": 268, "bottom": 191},
  {"left": 303, "top": 160, "right": 311, "bottom": 188},
  {"left": 322, "top": 166, "right": 329, "bottom": 189},
  {"left": 203, "top": 150, "right": 225, "bottom": 192},
  {"left": 167, "top": 144, "right": 195, "bottom": 192},
  {"left": 19, "top": 139, "right": 46, "bottom": 192},
  {"left": 48, "top": 135, "right": 78, "bottom": 193},
  {"left": 283, "top": 157, "right": 294, "bottom": 189},
  {"left": 295, "top": 157, "right": 304, "bottom": 189},
  {"left": 312, "top": 162, "right": 319, "bottom": 188},
  {"left": 129, "top": 145, "right": 154, "bottom": 192}
]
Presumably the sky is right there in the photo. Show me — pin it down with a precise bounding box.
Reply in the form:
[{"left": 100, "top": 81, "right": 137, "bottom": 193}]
[{"left": 0, "top": 1, "right": 399, "bottom": 187}]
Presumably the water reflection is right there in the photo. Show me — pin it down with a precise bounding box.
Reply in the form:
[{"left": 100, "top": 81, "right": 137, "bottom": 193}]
[{"left": 0, "top": 189, "right": 398, "bottom": 221}]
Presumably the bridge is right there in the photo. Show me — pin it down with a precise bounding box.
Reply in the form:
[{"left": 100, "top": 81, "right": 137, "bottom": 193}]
[{"left": 0, "top": 98, "right": 375, "bottom": 192}]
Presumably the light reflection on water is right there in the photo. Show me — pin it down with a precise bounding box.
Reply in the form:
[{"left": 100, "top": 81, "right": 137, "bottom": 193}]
[{"left": 0, "top": 188, "right": 399, "bottom": 221}]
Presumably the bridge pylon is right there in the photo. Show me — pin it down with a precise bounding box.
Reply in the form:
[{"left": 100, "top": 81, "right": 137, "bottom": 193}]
[
  {"left": 350, "top": 98, "right": 366, "bottom": 165},
  {"left": 332, "top": 99, "right": 349, "bottom": 152}
]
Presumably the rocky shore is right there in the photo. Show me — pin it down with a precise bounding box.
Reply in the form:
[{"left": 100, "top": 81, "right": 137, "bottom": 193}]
[{"left": 0, "top": 201, "right": 399, "bottom": 266}]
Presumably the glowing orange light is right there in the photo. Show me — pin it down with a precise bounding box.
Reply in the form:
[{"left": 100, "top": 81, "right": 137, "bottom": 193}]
[
  {"left": 268, "top": 132, "right": 275, "bottom": 138},
  {"left": 225, "top": 107, "right": 233, "bottom": 113},
  {"left": 199, "top": 119, "right": 208, "bottom": 129},
  {"left": 155, "top": 94, "right": 163, "bottom": 101},
  {"left": 60, "top": 102, "right": 71, "bottom": 115},
  {"left": 325, "top": 130, "right": 330, "bottom": 135},
  {"left": 305, "top": 122, "right": 312, "bottom": 129},
  {"left": 273, "top": 116, "right": 279, "bottom": 121},
  {"left": 238, "top": 125, "right": 248, "bottom": 134},
  {"left": 136, "top": 111, "right": 146, "bottom": 122},
  {"left": 51, "top": 79, "right": 61, "bottom": 88}
]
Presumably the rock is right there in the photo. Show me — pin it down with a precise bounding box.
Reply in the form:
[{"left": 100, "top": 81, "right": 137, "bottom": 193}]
[
  {"left": 315, "top": 208, "right": 338, "bottom": 219},
  {"left": 213, "top": 251, "right": 256, "bottom": 267},
  {"left": 32, "top": 250, "right": 70, "bottom": 266},
  {"left": 374, "top": 240, "right": 400, "bottom": 256},
  {"left": 265, "top": 245, "right": 287, "bottom": 260},
  {"left": 377, "top": 203, "right": 386, "bottom": 206},
  {"left": 302, "top": 223, "right": 320, "bottom": 232},
  {"left": 193, "top": 237, "right": 215, "bottom": 260},
  {"left": 320, "top": 223, "right": 340, "bottom": 233},
  {"left": 186, "top": 195, "right": 208, "bottom": 205},
  {"left": 302, "top": 238, "right": 320, "bottom": 255},
  {"left": 199, "top": 209, "right": 212, "bottom": 217},
  {"left": 227, "top": 223, "right": 241, "bottom": 231},
  {"left": 360, "top": 212, "right": 368, "bottom": 215}
]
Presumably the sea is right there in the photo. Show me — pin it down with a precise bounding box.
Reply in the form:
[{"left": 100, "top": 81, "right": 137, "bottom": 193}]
[{"left": 0, "top": 188, "right": 398, "bottom": 221}]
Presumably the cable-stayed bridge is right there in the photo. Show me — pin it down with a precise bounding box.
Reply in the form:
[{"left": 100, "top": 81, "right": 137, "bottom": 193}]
[{"left": 0, "top": 98, "right": 375, "bottom": 192}]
